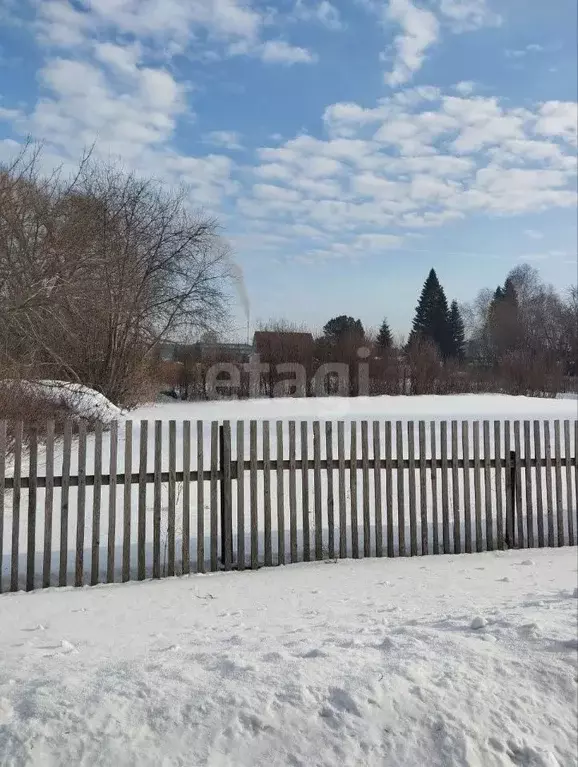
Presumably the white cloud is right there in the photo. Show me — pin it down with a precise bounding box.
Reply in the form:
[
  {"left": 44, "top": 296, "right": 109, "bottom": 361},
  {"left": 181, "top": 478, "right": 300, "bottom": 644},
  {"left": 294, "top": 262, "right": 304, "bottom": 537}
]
[
  {"left": 505, "top": 43, "right": 545, "bottom": 58},
  {"left": 0, "top": 105, "right": 23, "bottom": 122},
  {"left": 203, "top": 130, "right": 243, "bottom": 150},
  {"left": 258, "top": 40, "right": 318, "bottom": 64},
  {"left": 454, "top": 80, "right": 475, "bottom": 96},
  {"left": 438, "top": 0, "right": 501, "bottom": 31},
  {"left": 38, "top": 0, "right": 263, "bottom": 50},
  {"left": 524, "top": 229, "right": 544, "bottom": 240},
  {"left": 253, "top": 184, "right": 303, "bottom": 202},
  {"left": 355, "top": 233, "right": 403, "bottom": 250},
  {"left": 238, "top": 87, "right": 578, "bottom": 250},
  {"left": 292, "top": 0, "right": 343, "bottom": 30},
  {"left": 534, "top": 101, "right": 578, "bottom": 146},
  {"left": 94, "top": 42, "right": 142, "bottom": 76},
  {"left": 383, "top": 0, "right": 440, "bottom": 87}
]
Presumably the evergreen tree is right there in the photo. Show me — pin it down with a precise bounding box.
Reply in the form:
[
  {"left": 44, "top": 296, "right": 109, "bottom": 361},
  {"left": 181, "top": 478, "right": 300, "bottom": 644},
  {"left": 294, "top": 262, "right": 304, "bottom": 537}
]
[
  {"left": 447, "top": 300, "right": 465, "bottom": 360},
  {"left": 409, "top": 268, "right": 452, "bottom": 359},
  {"left": 323, "top": 315, "right": 364, "bottom": 343},
  {"left": 376, "top": 318, "right": 393, "bottom": 350}
]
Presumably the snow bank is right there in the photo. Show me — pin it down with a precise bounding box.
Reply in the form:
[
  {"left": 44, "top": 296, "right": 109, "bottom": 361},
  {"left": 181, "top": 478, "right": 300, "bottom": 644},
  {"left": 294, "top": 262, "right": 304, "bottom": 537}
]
[
  {"left": 22, "top": 380, "right": 123, "bottom": 424},
  {"left": 0, "top": 549, "right": 576, "bottom": 766}
]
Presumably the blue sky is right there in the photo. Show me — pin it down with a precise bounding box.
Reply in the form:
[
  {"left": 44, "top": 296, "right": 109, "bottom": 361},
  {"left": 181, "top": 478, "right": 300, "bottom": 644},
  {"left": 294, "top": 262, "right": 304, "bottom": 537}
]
[{"left": 0, "top": 0, "right": 576, "bottom": 340}]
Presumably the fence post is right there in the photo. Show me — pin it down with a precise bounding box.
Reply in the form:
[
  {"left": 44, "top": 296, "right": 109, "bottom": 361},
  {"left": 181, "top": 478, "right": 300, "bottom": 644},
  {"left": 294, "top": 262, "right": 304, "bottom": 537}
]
[
  {"left": 219, "top": 423, "right": 233, "bottom": 569},
  {"left": 506, "top": 450, "right": 516, "bottom": 548}
]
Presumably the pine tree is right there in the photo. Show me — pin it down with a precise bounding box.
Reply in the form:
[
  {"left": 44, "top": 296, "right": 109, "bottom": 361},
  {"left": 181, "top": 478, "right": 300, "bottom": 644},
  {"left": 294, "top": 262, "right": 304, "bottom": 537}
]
[
  {"left": 376, "top": 318, "right": 393, "bottom": 350},
  {"left": 409, "top": 268, "right": 452, "bottom": 359},
  {"left": 447, "top": 300, "right": 465, "bottom": 360}
]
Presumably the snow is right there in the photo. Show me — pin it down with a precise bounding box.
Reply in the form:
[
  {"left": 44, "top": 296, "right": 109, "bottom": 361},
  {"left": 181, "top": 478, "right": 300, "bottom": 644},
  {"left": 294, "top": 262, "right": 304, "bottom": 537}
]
[
  {"left": 21, "top": 380, "right": 123, "bottom": 424},
  {"left": 2, "top": 394, "right": 577, "bottom": 589},
  {"left": 0, "top": 548, "right": 576, "bottom": 766},
  {"left": 130, "top": 392, "right": 578, "bottom": 423}
]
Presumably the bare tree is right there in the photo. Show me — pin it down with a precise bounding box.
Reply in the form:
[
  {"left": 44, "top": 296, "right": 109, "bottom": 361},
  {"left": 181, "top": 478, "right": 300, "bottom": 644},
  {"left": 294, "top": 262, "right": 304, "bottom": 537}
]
[{"left": 0, "top": 145, "right": 231, "bottom": 406}]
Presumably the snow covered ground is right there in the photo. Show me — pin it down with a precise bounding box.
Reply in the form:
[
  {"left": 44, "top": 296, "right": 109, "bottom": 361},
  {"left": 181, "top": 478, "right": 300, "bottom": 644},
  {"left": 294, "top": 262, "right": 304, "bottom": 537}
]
[
  {"left": 2, "top": 395, "right": 577, "bottom": 588},
  {"left": 0, "top": 548, "right": 576, "bottom": 766}
]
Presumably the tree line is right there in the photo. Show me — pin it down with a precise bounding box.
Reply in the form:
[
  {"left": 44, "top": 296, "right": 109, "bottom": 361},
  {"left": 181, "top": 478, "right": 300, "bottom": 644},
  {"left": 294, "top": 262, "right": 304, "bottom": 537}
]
[{"left": 166, "top": 262, "right": 577, "bottom": 400}]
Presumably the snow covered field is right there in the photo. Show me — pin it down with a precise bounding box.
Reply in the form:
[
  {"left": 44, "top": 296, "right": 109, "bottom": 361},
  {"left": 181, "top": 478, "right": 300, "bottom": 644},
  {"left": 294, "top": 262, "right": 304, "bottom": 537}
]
[
  {"left": 0, "top": 549, "right": 576, "bottom": 766},
  {"left": 1, "top": 395, "right": 577, "bottom": 589}
]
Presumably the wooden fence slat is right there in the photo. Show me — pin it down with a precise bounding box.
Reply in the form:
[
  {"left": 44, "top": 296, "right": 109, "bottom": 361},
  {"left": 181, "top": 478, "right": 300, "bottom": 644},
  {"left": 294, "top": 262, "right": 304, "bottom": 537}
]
[
  {"left": 575, "top": 421, "right": 578, "bottom": 546},
  {"left": 451, "top": 421, "right": 461, "bottom": 554},
  {"left": 153, "top": 420, "right": 162, "bottom": 579},
  {"left": 564, "top": 421, "right": 574, "bottom": 546},
  {"left": 10, "top": 422, "right": 23, "bottom": 592},
  {"left": 263, "top": 421, "right": 272, "bottom": 567},
  {"left": 168, "top": 420, "right": 177, "bottom": 576},
  {"left": 289, "top": 421, "right": 298, "bottom": 563},
  {"left": 106, "top": 421, "right": 118, "bottom": 583},
  {"left": 326, "top": 422, "right": 335, "bottom": 559},
  {"left": 430, "top": 422, "right": 439, "bottom": 556},
  {"left": 138, "top": 421, "right": 148, "bottom": 581},
  {"left": 313, "top": 421, "right": 323, "bottom": 561},
  {"left": 277, "top": 422, "right": 285, "bottom": 565},
  {"left": 75, "top": 423, "right": 87, "bottom": 587},
  {"left": 42, "top": 421, "right": 55, "bottom": 589},
  {"left": 494, "top": 421, "right": 503, "bottom": 551},
  {"left": 249, "top": 420, "right": 258, "bottom": 569},
  {"left": 523, "top": 421, "right": 534, "bottom": 549},
  {"left": 236, "top": 421, "right": 245, "bottom": 570},
  {"left": 483, "top": 421, "right": 493, "bottom": 552},
  {"left": 337, "top": 421, "right": 346, "bottom": 558},
  {"left": 182, "top": 421, "right": 191, "bottom": 575},
  {"left": 418, "top": 421, "right": 427, "bottom": 556},
  {"left": 504, "top": 421, "right": 515, "bottom": 549},
  {"left": 122, "top": 421, "right": 132, "bottom": 582},
  {"left": 396, "top": 421, "right": 405, "bottom": 557},
  {"left": 473, "top": 421, "right": 483, "bottom": 553},
  {"left": 373, "top": 421, "right": 382, "bottom": 558},
  {"left": 554, "top": 421, "right": 564, "bottom": 547},
  {"left": 407, "top": 422, "right": 417, "bottom": 556},
  {"left": 90, "top": 422, "right": 102, "bottom": 586},
  {"left": 210, "top": 421, "right": 219, "bottom": 572},
  {"left": 440, "top": 421, "right": 450, "bottom": 554},
  {"left": 26, "top": 428, "right": 38, "bottom": 592},
  {"left": 197, "top": 421, "right": 205, "bottom": 573},
  {"left": 0, "top": 421, "right": 5, "bottom": 593},
  {"left": 59, "top": 421, "right": 72, "bottom": 587},
  {"left": 223, "top": 421, "right": 233, "bottom": 570},
  {"left": 544, "top": 421, "right": 554, "bottom": 547},
  {"left": 361, "top": 421, "right": 371, "bottom": 558},
  {"left": 533, "top": 421, "right": 544, "bottom": 548},
  {"left": 385, "top": 422, "right": 394, "bottom": 557},
  {"left": 301, "top": 421, "right": 311, "bottom": 562},
  {"left": 462, "top": 422, "right": 472, "bottom": 553},
  {"left": 350, "top": 421, "right": 359, "bottom": 558},
  {"left": 513, "top": 422, "right": 523, "bottom": 548}
]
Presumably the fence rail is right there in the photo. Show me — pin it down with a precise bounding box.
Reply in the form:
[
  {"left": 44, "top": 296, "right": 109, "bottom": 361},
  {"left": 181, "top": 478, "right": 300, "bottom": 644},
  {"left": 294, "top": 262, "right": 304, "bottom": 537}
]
[{"left": 1, "top": 417, "right": 577, "bottom": 594}]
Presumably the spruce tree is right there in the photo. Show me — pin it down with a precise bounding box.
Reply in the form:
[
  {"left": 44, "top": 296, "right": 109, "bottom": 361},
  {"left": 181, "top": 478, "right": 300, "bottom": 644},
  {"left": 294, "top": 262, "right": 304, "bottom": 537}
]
[
  {"left": 376, "top": 318, "right": 393, "bottom": 350},
  {"left": 410, "top": 268, "right": 452, "bottom": 358},
  {"left": 447, "top": 300, "right": 465, "bottom": 360}
]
